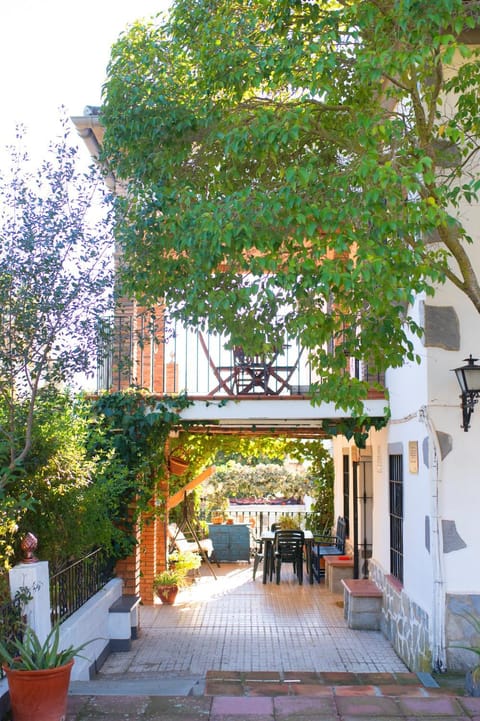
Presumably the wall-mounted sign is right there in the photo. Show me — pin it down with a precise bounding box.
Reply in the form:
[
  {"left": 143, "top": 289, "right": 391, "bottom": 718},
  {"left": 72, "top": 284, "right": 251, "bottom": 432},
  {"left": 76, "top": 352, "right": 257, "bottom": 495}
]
[{"left": 409, "top": 441, "right": 419, "bottom": 474}]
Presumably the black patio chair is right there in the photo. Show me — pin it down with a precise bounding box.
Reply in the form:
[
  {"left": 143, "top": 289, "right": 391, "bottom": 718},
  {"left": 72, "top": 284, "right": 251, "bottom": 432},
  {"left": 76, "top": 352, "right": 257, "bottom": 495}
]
[
  {"left": 250, "top": 529, "right": 264, "bottom": 581},
  {"left": 273, "top": 530, "right": 305, "bottom": 585}
]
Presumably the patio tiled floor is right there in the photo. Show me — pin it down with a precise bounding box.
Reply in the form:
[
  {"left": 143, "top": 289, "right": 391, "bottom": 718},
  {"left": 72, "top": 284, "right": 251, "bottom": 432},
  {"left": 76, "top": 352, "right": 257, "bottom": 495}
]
[{"left": 99, "top": 562, "right": 408, "bottom": 677}]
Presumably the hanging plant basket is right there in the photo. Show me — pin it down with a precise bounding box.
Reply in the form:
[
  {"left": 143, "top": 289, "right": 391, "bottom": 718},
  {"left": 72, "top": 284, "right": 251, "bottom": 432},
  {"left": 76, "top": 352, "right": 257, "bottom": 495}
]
[{"left": 168, "top": 446, "right": 189, "bottom": 476}]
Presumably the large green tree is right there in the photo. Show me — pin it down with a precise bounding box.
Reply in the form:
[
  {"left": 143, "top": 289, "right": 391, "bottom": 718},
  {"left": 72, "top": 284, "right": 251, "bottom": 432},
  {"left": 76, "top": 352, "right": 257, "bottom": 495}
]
[{"left": 102, "top": 0, "right": 480, "bottom": 412}]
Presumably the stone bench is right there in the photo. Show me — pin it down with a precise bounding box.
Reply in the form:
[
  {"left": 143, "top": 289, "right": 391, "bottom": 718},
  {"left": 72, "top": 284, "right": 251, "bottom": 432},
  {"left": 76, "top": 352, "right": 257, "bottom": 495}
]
[
  {"left": 341, "top": 578, "right": 382, "bottom": 630},
  {"left": 108, "top": 594, "right": 141, "bottom": 651},
  {"left": 324, "top": 556, "right": 354, "bottom": 594}
]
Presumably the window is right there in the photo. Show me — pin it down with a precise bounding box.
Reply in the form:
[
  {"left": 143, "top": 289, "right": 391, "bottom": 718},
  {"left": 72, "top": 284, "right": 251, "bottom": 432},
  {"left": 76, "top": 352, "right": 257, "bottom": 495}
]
[{"left": 389, "top": 454, "right": 403, "bottom": 582}]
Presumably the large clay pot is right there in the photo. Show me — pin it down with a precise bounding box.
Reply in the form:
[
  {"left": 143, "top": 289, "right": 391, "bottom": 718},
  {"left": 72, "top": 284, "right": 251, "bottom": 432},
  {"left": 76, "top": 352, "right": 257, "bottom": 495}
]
[
  {"left": 155, "top": 585, "right": 179, "bottom": 605},
  {"left": 4, "top": 659, "right": 74, "bottom": 721}
]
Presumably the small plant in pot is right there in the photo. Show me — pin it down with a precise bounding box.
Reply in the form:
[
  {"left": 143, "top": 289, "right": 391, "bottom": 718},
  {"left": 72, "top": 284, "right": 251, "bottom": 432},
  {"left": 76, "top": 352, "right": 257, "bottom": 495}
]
[
  {"left": 154, "top": 551, "right": 202, "bottom": 605},
  {"left": 153, "top": 568, "right": 185, "bottom": 605},
  {"left": 0, "top": 622, "right": 94, "bottom": 721},
  {"left": 278, "top": 514, "right": 301, "bottom": 530}
]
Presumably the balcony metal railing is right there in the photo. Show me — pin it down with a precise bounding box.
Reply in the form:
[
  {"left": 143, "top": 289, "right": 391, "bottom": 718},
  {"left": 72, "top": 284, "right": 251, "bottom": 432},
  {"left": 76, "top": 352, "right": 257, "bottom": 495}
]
[
  {"left": 96, "top": 310, "right": 385, "bottom": 397},
  {"left": 97, "top": 311, "right": 313, "bottom": 396}
]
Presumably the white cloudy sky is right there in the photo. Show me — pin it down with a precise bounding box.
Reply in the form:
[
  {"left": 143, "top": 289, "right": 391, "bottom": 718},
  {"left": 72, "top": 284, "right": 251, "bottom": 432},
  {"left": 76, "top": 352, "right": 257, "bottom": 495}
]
[{"left": 0, "top": 0, "right": 170, "bottom": 155}]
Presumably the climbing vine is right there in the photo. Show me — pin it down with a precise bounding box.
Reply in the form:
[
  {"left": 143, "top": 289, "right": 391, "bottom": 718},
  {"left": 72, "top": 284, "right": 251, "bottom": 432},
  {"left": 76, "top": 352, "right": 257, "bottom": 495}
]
[
  {"left": 87, "top": 389, "right": 193, "bottom": 533},
  {"left": 321, "top": 416, "right": 389, "bottom": 449}
]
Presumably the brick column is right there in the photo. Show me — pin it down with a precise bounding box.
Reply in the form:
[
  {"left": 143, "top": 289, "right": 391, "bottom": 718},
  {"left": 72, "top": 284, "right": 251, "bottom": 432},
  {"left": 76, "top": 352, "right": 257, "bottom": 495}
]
[
  {"left": 115, "top": 503, "right": 141, "bottom": 596},
  {"left": 139, "top": 495, "right": 158, "bottom": 605}
]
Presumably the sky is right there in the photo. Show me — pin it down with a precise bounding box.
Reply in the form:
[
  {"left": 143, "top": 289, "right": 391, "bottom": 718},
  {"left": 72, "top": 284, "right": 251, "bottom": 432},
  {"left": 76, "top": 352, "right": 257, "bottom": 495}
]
[
  {"left": 0, "top": 0, "right": 171, "bottom": 391},
  {"left": 0, "top": 0, "right": 171, "bottom": 158}
]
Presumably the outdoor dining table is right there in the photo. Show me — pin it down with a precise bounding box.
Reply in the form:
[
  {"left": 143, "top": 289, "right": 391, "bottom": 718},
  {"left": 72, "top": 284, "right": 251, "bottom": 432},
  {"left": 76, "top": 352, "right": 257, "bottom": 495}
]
[{"left": 261, "top": 529, "right": 314, "bottom": 585}]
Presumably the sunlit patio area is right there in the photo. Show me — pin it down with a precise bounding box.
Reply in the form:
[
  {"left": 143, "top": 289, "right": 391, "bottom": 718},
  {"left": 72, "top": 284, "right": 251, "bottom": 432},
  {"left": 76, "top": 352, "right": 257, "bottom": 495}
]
[{"left": 99, "top": 562, "right": 407, "bottom": 679}]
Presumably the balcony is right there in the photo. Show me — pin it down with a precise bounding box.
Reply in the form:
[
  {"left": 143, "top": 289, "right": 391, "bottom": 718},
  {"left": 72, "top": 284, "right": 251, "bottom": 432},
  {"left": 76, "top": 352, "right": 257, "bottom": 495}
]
[
  {"left": 97, "top": 311, "right": 313, "bottom": 398},
  {"left": 95, "top": 310, "right": 386, "bottom": 436}
]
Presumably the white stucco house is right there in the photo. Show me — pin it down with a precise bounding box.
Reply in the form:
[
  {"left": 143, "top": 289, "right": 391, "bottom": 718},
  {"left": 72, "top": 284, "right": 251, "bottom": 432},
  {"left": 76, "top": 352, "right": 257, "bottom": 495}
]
[{"left": 331, "top": 31, "right": 480, "bottom": 673}]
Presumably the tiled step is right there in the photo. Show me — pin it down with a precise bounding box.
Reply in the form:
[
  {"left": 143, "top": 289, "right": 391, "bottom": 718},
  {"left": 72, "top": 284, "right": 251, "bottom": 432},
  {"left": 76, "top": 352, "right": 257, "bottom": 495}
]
[{"left": 204, "top": 670, "right": 460, "bottom": 697}]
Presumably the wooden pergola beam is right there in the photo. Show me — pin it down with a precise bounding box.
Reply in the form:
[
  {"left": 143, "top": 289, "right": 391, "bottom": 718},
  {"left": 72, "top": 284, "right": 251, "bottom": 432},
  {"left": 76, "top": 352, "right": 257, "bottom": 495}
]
[{"left": 166, "top": 466, "right": 216, "bottom": 510}]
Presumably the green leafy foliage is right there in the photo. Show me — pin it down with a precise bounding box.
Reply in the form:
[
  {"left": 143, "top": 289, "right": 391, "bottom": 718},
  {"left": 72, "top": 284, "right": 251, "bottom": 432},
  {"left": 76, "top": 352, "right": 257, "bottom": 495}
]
[
  {"left": 322, "top": 416, "right": 389, "bottom": 450},
  {"left": 0, "top": 586, "right": 32, "bottom": 658},
  {"left": 3, "top": 390, "right": 99, "bottom": 568},
  {"left": 208, "top": 462, "right": 309, "bottom": 506},
  {"left": 202, "top": 438, "right": 334, "bottom": 528},
  {"left": 277, "top": 514, "right": 302, "bottom": 530},
  {"left": 0, "top": 118, "right": 114, "bottom": 487},
  {"left": 300, "top": 443, "right": 335, "bottom": 534},
  {"left": 0, "top": 389, "right": 136, "bottom": 570},
  {"left": 167, "top": 549, "right": 202, "bottom": 586},
  {"left": 102, "top": 0, "right": 480, "bottom": 414},
  {"left": 0, "top": 387, "right": 192, "bottom": 570}
]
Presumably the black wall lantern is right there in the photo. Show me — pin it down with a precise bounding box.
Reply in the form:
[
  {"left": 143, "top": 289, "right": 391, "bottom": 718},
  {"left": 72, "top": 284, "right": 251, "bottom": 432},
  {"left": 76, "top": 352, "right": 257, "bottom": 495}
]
[{"left": 452, "top": 355, "right": 480, "bottom": 431}]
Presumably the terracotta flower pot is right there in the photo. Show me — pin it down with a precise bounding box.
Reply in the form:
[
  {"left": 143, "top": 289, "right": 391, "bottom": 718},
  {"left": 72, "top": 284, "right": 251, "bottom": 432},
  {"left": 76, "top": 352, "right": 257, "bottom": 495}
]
[
  {"left": 168, "top": 457, "right": 189, "bottom": 475},
  {"left": 4, "top": 659, "right": 74, "bottom": 721},
  {"left": 155, "top": 585, "right": 179, "bottom": 605},
  {"left": 168, "top": 447, "right": 189, "bottom": 476}
]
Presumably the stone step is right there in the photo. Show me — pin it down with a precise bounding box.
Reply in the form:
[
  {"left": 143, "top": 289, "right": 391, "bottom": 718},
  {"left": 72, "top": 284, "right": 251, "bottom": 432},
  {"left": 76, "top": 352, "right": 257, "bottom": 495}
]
[{"left": 204, "top": 670, "right": 451, "bottom": 697}]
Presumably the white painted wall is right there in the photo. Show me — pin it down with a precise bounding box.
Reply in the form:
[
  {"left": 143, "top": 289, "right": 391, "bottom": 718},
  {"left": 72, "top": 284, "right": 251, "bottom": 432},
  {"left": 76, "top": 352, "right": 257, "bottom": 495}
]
[
  {"left": 59, "top": 578, "right": 123, "bottom": 680},
  {"left": 8, "top": 564, "right": 123, "bottom": 682}
]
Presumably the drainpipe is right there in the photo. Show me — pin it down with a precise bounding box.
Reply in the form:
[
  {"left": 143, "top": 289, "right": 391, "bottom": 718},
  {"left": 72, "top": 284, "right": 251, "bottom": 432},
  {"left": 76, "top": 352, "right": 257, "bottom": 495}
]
[
  {"left": 419, "top": 405, "right": 447, "bottom": 672},
  {"left": 352, "top": 460, "right": 359, "bottom": 579}
]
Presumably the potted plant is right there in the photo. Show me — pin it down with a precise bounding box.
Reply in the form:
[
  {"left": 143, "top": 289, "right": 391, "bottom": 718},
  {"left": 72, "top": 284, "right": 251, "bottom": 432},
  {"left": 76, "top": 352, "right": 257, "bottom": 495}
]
[
  {"left": 0, "top": 623, "right": 94, "bottom": 721},
  {"left": 153, "top": 568, "right": 185, "bottom": 605},
  {"left": 154, "top": 549, "right": 203, "bottom": 605},
  {"left": 451, "top": 610, "right": 480, "bottom": 697},
  {"left": 169, "top": 550, "right": 202, "bottom": 580},
  {"left": 278, "top": 514, "right": 301, "bottom": 530}
]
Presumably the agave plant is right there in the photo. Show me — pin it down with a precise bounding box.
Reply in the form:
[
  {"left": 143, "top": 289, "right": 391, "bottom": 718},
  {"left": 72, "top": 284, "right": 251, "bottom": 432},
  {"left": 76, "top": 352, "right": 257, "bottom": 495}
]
[
  {"left": 0, "top": 623, "right": 95, "bottom": 671},
  {"left": 452, "top": 610, "right": 480, "bottom": 683}
]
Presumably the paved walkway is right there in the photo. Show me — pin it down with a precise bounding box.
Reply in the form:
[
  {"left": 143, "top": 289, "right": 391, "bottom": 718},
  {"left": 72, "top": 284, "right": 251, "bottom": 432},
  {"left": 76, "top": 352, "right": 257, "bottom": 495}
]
[
  {"left": 67, "top": 682, "right": 479, "bottom": 721},
  {"left": 95, "top": 563, "right": 407, "bottom": 677},
  {"left": 64, "top": 563, "right": 471, "bottom": 721}
]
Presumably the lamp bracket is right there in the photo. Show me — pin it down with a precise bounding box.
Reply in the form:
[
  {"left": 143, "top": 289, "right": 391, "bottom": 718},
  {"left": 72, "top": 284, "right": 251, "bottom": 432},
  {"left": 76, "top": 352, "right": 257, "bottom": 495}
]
[{"left": 461, "top": 390, "right": 480, "bottom": 431}]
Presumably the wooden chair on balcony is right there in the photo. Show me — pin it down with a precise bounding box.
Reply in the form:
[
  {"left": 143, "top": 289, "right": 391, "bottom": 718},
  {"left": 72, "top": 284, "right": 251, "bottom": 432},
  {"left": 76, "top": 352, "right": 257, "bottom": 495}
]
[{"left": 200, "top": 334, "right": 301, "bottom": 396}]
